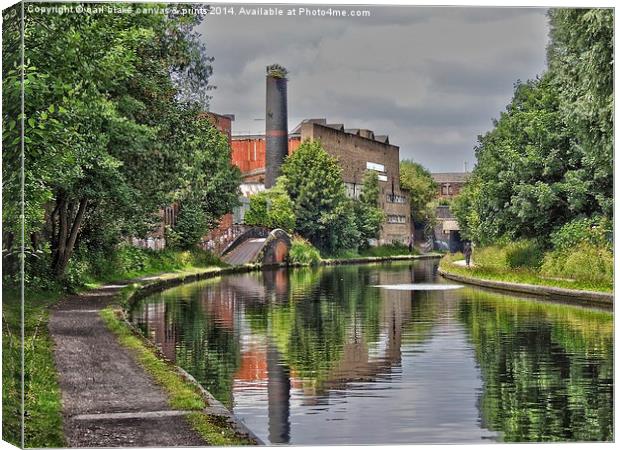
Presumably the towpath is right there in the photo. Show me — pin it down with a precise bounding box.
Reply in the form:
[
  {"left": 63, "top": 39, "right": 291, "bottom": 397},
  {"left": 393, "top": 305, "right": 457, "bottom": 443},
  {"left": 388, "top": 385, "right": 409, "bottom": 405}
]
[{"left": 48, "top": 279, "right": 207, "bottom": 447}]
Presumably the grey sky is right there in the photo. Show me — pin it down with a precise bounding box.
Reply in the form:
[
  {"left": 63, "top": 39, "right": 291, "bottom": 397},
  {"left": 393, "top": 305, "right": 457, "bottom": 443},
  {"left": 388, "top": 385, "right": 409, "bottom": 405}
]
[{"left": 198, "top": 5, "right": 549, "bottom": 172}]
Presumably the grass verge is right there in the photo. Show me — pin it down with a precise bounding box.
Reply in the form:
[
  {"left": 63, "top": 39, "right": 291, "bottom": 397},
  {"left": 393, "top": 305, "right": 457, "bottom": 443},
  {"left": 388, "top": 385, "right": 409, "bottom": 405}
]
[
  {"left": 440, "top": 253, "right": 613, "bottom": 293},
  {"left": 100, "top": 307, "right": 255, "bottom": 445},
  {"left": 2, "top": 288, "right": 65, "bottom": 448}
]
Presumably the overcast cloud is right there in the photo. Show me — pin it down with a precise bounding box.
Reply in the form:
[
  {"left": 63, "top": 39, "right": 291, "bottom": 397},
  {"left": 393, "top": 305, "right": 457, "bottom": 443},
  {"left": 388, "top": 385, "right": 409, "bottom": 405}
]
[{"left": 198, "top": 5, "right": 549, "bottom": 172}]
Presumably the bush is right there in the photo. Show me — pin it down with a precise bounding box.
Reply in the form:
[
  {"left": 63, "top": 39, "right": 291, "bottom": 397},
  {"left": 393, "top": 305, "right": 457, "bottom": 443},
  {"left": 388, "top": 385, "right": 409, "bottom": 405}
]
[
  {"left": 504, "top": 240, "right": 544, "bottom": 269},
  {"left": 288, "top": 237, "right": 321, "bottom": 266},
  {"left": 168, "top": 203, "right": 208, "bottom": 250},
  {"left": 541, "top": 241, "right": 613, "bottom": 283},
  {"left": 550, "top": 216, "right": 612, "bottom": 252},
  {"left": 361, "top": 243, "right": 413, "bottom": 257},
  {"left": 244, "top": 179, "right": 296, "bottom": 232},
  {"left": 474, "top": 240, "right": 544, "bottom": 270}
]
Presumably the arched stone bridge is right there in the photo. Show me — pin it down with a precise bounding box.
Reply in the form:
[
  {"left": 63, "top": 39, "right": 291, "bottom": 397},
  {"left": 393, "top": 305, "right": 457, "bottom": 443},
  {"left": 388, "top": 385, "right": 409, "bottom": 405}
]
[{"left": 221, "top": 227, "right": 292, "bottom": 266}]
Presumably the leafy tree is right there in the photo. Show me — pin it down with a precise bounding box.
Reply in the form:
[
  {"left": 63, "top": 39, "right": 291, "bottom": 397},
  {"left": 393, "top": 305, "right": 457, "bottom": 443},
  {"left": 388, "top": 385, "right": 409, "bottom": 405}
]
[
  {"left": 548, "top": 9, "right": 613, "bottom": 217},
  {"left": 2, "top": 6, "right": 237, "bottom": 278},
  {"left": 244, "top": 177, "right": 295, "bottom": 232},
  {"left": 280, "top": 140, "right": 359, "bottom": 253},
  {"left": 354, "top": 171, "right": 385, "bottom": 248},
  {"left": 454, "top": 8, "right": 613, "bottom": 245},
  {"left": 399, "top": 160, "right": 437, "bottom": 230}
]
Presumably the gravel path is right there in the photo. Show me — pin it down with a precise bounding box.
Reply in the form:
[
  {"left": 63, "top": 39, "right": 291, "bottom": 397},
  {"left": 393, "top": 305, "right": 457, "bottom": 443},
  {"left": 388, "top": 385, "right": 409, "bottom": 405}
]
[{"left": 48, "top": 282, "right": 207, "bottom": 447}]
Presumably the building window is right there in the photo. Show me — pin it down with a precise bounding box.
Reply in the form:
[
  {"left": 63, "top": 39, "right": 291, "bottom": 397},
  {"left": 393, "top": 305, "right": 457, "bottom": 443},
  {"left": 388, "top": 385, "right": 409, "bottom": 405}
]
[
  {"left": 387, "top": 215, "right": 407, "bottom": 224},
  {"left": 442, "top": 183, "right": 450, "bottom": 195},
  {"left": 366, "top": 161, "right": 385, "bottom": 172},
  {"left": 386, "top": 193, "right": 406, "bottom": 203},
  {"left": 344, "top": 182, "right": 361, "bottom": 199}
]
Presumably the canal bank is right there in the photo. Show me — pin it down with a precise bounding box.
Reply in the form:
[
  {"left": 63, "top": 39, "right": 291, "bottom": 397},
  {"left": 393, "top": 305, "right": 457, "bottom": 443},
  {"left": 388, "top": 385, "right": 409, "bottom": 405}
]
[
  {"left": 49, "top": 254, "right": 438, "bottom": 447},
  {"left": 438, "top": 262, "right": 613, "bottom": 306},
  {"left": 48, "top": 269, "right": 261, "bottom": 447}
]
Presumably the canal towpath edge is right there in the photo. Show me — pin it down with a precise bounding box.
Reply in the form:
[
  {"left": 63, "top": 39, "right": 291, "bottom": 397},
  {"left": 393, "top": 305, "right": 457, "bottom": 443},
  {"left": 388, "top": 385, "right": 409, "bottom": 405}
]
[
  {"left": 438, "top": 264, "right": 613, "bottom": 306},
  {"left": 48, "top": 267, "right": 263, "bottom": 447}
]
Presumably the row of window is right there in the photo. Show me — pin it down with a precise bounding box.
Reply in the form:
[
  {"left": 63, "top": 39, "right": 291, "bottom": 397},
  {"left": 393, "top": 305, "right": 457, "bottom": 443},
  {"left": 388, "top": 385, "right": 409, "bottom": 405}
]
[
  {"left": 387, "top": 215, "right": 407, "bottom": 224},
  {"left": 386, "top": 193, "right": 406, "bottom": 204}
]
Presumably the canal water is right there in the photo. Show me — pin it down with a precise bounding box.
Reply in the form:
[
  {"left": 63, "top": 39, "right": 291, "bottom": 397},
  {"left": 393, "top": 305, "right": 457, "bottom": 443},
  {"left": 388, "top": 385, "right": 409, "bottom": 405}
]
[{"left": 129, "top": 260, "right": 613, "bottom": 444}]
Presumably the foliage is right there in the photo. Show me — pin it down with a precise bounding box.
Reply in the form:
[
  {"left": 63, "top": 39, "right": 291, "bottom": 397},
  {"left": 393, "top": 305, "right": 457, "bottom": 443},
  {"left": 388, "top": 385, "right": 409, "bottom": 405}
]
[
  {"left": 168, "top": 203, "right": 208, "bottom": 250},
  {"left": 266, "top": 63, "right": 288, "bottom": 79},
  {"left": 288, "top": 237, "right": 322, "bottom": 266},
  {"left": 2, "top": 5, "right": 238, "bottom": 281},
  {"left": 473, "top": 240, "right": 544, "bottom": 271},
  {"left": 548, "top": 9, "right": 614, "bottom": 217},
  {"left": 440, "top": 252, "right": 612, "bottom": 293},
  {"left": 2, "top": 288, "right": 65, "bottom": 448},
  {"left": 454, "top": 9, "right": 613, "bottom": 245},
  {"left": 399, "top": 160, "right": 437, "bottom": 228},
  {"left": 361, "top": 242, "right": 414, "bottom": 257},
  {"left": 549, "top": 216, "right": 612, "bottom": 252},
  {"left": 353, "top": 171, "right": 385, "bottom": 248},
  {"left": 281, "top": 140, "right": 360, "bottom": 253},
  {"left": 541, "top": 242, "right": 613, "bottom": 284},
  {"left": 244, "top": 178, "right": 296, "bottom": 232}
]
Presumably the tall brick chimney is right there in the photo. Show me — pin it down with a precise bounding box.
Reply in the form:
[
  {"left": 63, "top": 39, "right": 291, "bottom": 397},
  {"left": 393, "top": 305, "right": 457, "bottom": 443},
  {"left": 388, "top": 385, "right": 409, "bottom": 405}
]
[{"left": 265, "top": 64, "right": 288, "bottom": 188}]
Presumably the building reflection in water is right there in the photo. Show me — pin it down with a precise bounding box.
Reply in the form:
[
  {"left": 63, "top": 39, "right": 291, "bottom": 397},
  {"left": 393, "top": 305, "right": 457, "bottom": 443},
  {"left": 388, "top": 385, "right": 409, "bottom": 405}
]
[{"left": 131, "top": 261, "right": 459, "bottom": 444}]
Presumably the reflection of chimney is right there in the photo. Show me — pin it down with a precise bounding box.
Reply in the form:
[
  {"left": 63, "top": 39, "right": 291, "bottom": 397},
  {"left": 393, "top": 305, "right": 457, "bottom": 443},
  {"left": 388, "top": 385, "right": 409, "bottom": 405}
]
[
  {"left": 265, "top": 64, "right": 289, "bottom": 188},
  {"left": 267, "top": 343, "right": 290, "bottom": 444}
]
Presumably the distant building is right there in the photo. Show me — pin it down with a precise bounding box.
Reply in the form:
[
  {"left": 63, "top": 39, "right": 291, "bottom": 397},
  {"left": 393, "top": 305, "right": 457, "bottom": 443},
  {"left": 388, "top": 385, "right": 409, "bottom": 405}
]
[
  {"left": 431, "top": 172, "right": 470, "bottom": 199},
  {"left": 429, "top": 172, "right": 470, "bottom": 252},
  {"left": 231, "top": 118, "right": 412, "bottom": 245},
  {"left": 133, "top": 112, "right": 238, "bottom": 252}
]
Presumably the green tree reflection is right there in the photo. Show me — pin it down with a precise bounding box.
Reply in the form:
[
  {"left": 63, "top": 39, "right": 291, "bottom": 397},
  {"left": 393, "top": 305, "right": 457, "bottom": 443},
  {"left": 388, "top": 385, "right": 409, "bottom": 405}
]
[{"left": 459, "top": 291, "right": 613, "bottom": 441}]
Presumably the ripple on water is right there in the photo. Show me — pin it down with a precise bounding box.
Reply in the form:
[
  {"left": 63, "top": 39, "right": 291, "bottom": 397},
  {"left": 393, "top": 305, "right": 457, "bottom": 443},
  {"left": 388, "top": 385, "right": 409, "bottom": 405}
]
[{"left": 374, "top": 283, "right": 464, "bottom": 290}]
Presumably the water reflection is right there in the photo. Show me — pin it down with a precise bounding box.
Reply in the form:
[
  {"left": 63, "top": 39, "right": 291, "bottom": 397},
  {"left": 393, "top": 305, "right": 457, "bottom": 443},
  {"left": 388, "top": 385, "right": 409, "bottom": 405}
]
[{"left": 130, "top": 260, "right": 613, "bottom": 444}]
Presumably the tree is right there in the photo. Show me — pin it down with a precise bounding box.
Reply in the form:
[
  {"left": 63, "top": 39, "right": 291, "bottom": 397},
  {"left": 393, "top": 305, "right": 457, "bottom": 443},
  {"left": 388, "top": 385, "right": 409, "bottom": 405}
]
[
  {"left": 399, "top": 160, "right": 437, "bottom": 229},
  {"left": 454, "top": 75, "right": 573, "bottom": 244},
  {"left": 280, "top": 140, "right": 359, "bottom": 253},
  {"left": 244, "top": 177, "right": 296, "bottom": 232},
  {"left": 2, "top": 7, "right": 234, "bottom": 278},
  {"left": 547, "top": 9, "right": 613, "bottom": 218},
  {"left": 454, "top": 8, "right": 613, "bottom": 246},
  {"left": 354, "top": 171, "right": 385, "bottom": 248}
]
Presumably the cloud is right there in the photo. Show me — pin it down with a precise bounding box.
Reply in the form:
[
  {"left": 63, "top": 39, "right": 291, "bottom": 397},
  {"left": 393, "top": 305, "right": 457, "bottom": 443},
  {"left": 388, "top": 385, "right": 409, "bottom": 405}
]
[{"left": 199, "top": 5, "right": 549, "bottom": 171}]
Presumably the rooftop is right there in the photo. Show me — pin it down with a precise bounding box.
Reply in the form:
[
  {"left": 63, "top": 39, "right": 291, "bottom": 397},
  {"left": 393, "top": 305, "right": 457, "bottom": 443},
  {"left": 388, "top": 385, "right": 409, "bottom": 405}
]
[
  {"left": 232, "top": 119, "right": 394, "bottom": 145},
  {"left": 431, "top": 172, "right": 471, "bottom": 183}
]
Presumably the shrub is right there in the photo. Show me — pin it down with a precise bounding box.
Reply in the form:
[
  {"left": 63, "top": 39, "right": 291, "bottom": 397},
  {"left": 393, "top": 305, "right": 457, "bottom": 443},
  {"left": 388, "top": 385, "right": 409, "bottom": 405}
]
[
  {"left": 541, "top": 241, "right": 613, "bottom": 283},
  {"left": 474, "top": 239, "right": 543, "bottom": 270},
  {"left": 244, "top": 179, "right": 296, "bottom": 232},
  {"left": 504, "top": 240, "right": 544, "bottom": 269},
  {"left": 168, "top": 203, "right": 208, "bottom": 250},
  {"left": 361, "top": 243, "right": 412, "bottom": 257},
  {"left": 288, "top": 237, "right": 321, "bottom": 266},
  {"left": 550, "top": 216, "right": 612, "bottom": 252}
]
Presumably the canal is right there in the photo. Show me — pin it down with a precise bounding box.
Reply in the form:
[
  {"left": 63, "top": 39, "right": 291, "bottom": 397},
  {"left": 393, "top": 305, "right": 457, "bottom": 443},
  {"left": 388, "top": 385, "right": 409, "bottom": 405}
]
[{"left": 129, "top": 259, "right": 613, "bottom": 444}]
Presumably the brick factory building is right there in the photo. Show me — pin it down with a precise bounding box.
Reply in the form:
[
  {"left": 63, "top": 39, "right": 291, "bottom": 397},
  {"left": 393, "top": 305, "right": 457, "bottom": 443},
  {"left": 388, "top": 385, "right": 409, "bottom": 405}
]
[
  {"left": 231, "top": 119, "right": 412, "bottom": 245},
  {"left": 431, "top": 172, "right": 470, "bottom": 199}
]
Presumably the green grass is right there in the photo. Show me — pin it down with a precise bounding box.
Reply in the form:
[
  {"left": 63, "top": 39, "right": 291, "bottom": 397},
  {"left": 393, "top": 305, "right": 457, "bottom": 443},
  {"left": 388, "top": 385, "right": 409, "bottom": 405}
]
[
  {"left": 2, "top": 288, "right": 65, "bottom": 448},
  {"left": 288, "top": 237, "right": 321, "bottom": 265},
  {"left": 100, "top": 308, "right": 206, "bottom": 410},
  {"left": 440, "top": 253, "right": 613, "bottom": 293},
  {"left": 100, "top": 307, "right": 255, "bottom": 445},
  {"left": 75, "top": 247, "right": 226, "bottom": 289},
  {"left": 2, "top": 247, "right": 227, "bottom": 448},
  {"left": 186, "top": 412, "right": 255, "bottom": 446},
  {"left": 322, "top": 243, "right": 416, "bottom": 260}
]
